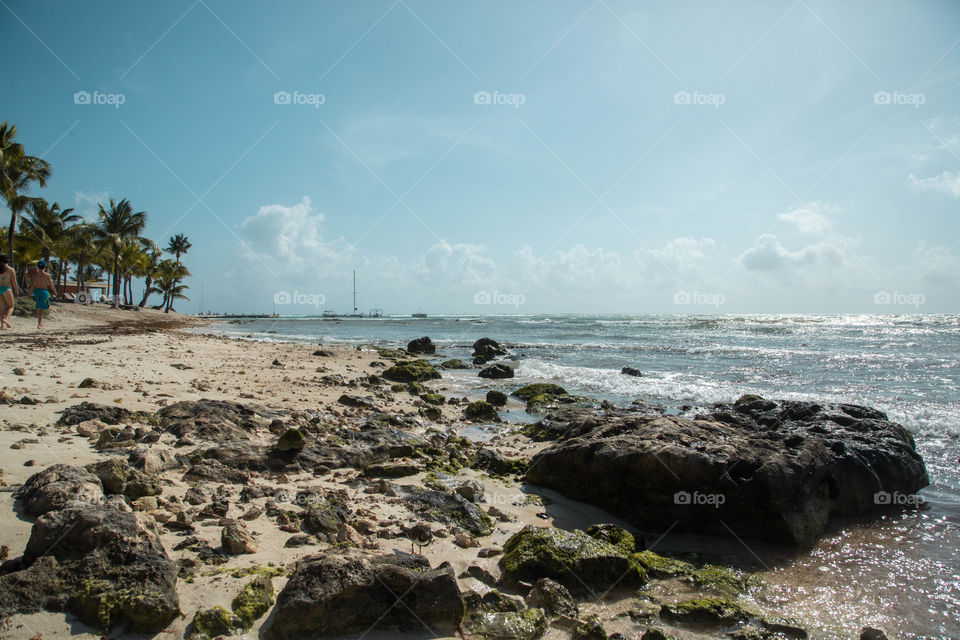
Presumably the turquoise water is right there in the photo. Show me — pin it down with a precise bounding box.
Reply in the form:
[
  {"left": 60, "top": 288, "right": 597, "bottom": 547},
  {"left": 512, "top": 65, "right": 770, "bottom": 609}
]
[{"left": 199, "top": 314, "right": 960, "bottom": 637}]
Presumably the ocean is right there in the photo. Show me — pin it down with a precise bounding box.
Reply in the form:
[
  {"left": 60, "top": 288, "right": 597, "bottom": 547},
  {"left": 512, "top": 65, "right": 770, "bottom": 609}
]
[{"left": 197, "top": 314, "right": 960, "bottom": 638}]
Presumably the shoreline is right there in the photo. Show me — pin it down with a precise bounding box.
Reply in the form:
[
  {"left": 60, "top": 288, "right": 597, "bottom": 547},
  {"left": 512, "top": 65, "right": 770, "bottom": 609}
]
[{"left": 0, "top": 306, "right": 948, "bottom": 639}]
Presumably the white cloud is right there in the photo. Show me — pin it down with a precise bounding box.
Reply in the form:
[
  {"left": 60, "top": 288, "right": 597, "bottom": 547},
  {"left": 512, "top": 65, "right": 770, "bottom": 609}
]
[
  {"left": 238, "top": 196, "right": 353, "bottom": 277},
  {"left": 516, "top": 244, "right": 634, "bottom": 292},
  {"left": 778, "top": 202, "right": 841, "bottom": 234},
  {"left": 740, "top": 234, "right": 847, "bottom": 271},
  {"left": 908, "top": 171, "right": 960, "bottom": 198},
  {"left": 73, "top": 190, "right": 109, "bottom": 218},
  {"left": 412, "top": 240, "right": 496, "bottom": 288}
]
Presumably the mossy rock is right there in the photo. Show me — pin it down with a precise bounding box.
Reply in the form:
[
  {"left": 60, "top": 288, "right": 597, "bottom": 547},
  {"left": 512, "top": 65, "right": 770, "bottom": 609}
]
[
  {"left": 511, "top": 383, "right": 567, "bottom": 400},
  {"left": 390, "top": 383, "right": 406, "bottom": 392},
  {"left": 464, "top": 401, "right": 500, "bottom": 423},
  {"left": 691, "top": 565, "right": 744, "bottom": 594},
  {"left": 586, "top": 524, "right": 636, "bottom": 554},
  {"left": 525, "top": 393, "right": 592, "bottom": 413},
  {"left": 462, "top": 607, "right": 547, "bottom": 640},
  {"left": 499, "top": 526, "right": 646, "bottom": 594},
  {"left": 421, "top": 393, "right": 446, "bottom": 406},
  {"left": 659, "top": 597, "right": 753, "bottom": 626},
  {"left": 734, "top": 394, "right": 764, "bottom": 405},
  {"left": 423, "top": 406, "right": 442, "bottom": 421},
  {"left": 633, "top": 550, "right": 695, "bottom": 578},
  {"left": 486, "top": 390, "right": 508, "bottom": 407},
  {"left": 276, "top": 428, "right": 305, "bottom": 451},
  {"left": 189, "top": 606, "right": 245, "bottom": 639},
  {"left": 70, "top": 578, "right": 179, "bottom": 633},
  {"left": 382, "top": 359, "right": 441, "bottom": 383},
  {"left": 573, "top": 616, "right": 607, "bottom": 640},
  {"left": 441, "top": 359, "right": 471, "bottom": 369},
  {"left": 375, "top": 347, "right": 408, "bottom": 360},
  {"left": 406, "top": 381, "right": 427, "bottom": 395},
  {"left": 231, "top": 575, "right": 274, "bottom": 628}
]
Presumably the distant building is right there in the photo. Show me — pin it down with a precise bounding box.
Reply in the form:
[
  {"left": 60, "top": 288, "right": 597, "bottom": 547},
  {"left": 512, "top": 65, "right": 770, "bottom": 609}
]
[{"left": 61, "top": 281, "right": 110, "bottom": 303}]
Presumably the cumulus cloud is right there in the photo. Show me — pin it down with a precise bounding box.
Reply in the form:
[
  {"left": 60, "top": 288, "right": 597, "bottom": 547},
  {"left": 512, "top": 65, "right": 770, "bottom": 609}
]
[
  {"left": 73, "top": 190, "right": 109, "bottom": 218},
  {"left": 778, "top": 202, "right": 841, "bottom": 234},
  {"left": 908, "top": 172, "right": 960, "bottom": 198},
  {"left": 516, "top": 244, "right": 633, "bottom": 291},
  {"left": 412, "top": 240, "right": 496, "bottom": 289},
  {"left": 740, "top": 234, "right": 847, "bottom": 271},
  {"left": 238, "top": 196, "right": 354, "bottom": 277}
]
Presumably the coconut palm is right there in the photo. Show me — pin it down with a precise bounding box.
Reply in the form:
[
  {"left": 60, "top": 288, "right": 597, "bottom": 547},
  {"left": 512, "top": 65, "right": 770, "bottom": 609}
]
[
  {"left": 92, "top": 198, "right": 147, "bottom": 304},
  {"left": 152, "top": 259, "right": 191, "bottom": 313},
  {"left": 21, "top": 199, "right": 81, "bottom": 264},
  {"left": 166, "top": 233, "right": 191, "bottom": 263},
  {"left": 1, "top": 122, "right": 51, "bottom": 270},
  {"left": 137, "top": 246, "right": 163, "bottom": 307},
  {"left": 64, "top": 224, "right": 104, "bottom": 291}
]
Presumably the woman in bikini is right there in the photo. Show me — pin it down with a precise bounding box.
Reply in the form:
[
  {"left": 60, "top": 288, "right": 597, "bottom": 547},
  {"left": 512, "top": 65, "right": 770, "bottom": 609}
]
[{"left": 0, "top": 254, "right": 18, "bottom": 329}]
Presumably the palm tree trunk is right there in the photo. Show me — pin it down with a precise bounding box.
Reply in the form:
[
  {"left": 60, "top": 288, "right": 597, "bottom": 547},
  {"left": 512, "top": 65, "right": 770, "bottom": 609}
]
[
  {"left": 112, "top": 253, "right": 120, "bottom": 306},
  {"left": 6, "top": 211, "right": 16, "bottom": 270},
  {"left": 139, "top": 276, "right": 152, "bottom": 307}
]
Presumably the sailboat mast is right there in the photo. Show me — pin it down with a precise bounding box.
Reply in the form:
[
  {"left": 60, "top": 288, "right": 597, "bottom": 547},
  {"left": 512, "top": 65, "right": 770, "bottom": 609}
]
[{"left": 353, "top": 270, "right": 357, "bottom": 313}]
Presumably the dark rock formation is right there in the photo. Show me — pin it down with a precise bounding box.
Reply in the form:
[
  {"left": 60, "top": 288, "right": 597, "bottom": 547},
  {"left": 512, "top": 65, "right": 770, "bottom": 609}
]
[
  {"left": 406, "top": 336, "right": 436, "bottom": 354},
  {"left": 479, "top": 363, "right": 514, "bottom": 379},
  {"left": 472, "top": 338, "right": 507, "bottom": 365}
]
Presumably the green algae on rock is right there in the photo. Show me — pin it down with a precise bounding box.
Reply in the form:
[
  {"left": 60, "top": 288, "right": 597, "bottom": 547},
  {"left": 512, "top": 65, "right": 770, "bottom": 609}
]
[
  {"left": 231, "top": 575, "right": 274, "bottom": 628},
  {"left": 188, "top": 606, "right": 245, "bottom": 639},
  {"left": 382, "top": 359, "right": 442, "bottom": 383},
  {"left": 462, "top": 607, "right": 547, "bottom": 640},
  {"left": 276, "top": 428, "right": 305, "bottom": 451}
]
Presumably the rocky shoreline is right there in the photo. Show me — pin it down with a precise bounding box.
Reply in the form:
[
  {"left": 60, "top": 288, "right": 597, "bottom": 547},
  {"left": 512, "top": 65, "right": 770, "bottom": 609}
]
[{"left": 0, "top": 319, "right": 926, "bottom": 639}]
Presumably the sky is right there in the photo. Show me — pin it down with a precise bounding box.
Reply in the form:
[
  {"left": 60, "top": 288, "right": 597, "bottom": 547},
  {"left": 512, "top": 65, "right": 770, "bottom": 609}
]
[{"left": 2, "top": 0, "right": 959, "bottom": 315}]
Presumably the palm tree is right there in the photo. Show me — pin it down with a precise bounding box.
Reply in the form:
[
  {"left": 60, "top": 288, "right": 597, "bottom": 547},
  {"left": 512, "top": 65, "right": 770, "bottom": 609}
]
[
  {"left": 21, "top": 199, "right": 80, "bottom": 264},
  {"left": 64, "top": 224, "right": 103, "bottom": 291},
  {"left": 92, "top": 198, "right": 147, "bottom": 304},
  {"left": 153, "top": 259, "right": 190, "bottom": 313},
  {"left": 137, "top": 246, "right": 163, "bottom": 307},
  {"left": 1, "top": 122, "right": 51, "bottom": 271},
  {"left": 166, "top": 233, "right": 191, "bottom": 263}
]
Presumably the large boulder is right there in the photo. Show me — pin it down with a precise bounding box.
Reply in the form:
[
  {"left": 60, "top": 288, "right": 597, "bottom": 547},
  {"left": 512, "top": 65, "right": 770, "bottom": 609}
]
[
  {"left": 382, "top": 359, "right": 442, "bottom": 383},
  {"left": 56, "top": 402, "right": 139, "bottom": 426},
  {"left": 473, "top": 338, "right": 507, "bottom": 365},
  {"left": 498, "top": 526, "right": 646, "bottom": 594},
  {"left": 158, "top": 399, "right": 280, "bottom": 441},
  {"left": 13, "top": 464, "right": 103, "bottom": 517},
  {"left": 525, "top": 399, "right": 929, "bottom": 546},
  {"left": 407, "top": 336, "right": 436, "bottom": 354},
  {"left": 264, "top": 551, "right": 462, "bottom": 639},
  {"left": 0, "top": 503, "right": 180, "bottom": 632}
]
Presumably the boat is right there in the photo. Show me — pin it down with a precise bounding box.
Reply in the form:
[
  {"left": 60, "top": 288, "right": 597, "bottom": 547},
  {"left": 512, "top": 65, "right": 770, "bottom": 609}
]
[{"left": 412, "top": 312, "right": 427, "bottom": 318}]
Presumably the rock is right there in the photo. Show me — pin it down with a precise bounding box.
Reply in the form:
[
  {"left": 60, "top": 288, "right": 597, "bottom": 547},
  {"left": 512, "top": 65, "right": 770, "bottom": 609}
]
[
  {"left": 382, "top": 359, "right": 442, "bottom": 383},
  {"left": 189, "top": 606, "right": 245, "bottom": 639},
  {"left": 525, "top": 400, "right": 929, "bottom": 545},
  {"left": 455, "top": 479, "right": 485, "bottom": 503},
  {"left": 312, "top": 349, "right": 335, "bottom": 357},
  {"left": 479, "top": 363, "right": 514, "bottom": 379},
  {"left": 264, "top": 551, "right": 462, "bottom": 639},
  {"left": 76, "top": 419, "right": 108, "bottom": 437},
  {"left": 441, "top": 359, "right": 471, "bottom": 369},
  {"left": 221, "top": 523, "right": 258, "bottom": 555},
  {"left": 14, "top": 464, "right": 103, "bottom": 517},
  {"left": 184, "top": 459, "right": 250, "bottom": 484},
  {"left": 285, "top": 534, "right": 314, "bottom": 547},
  {"left": 860, "top": 628, "right": 890, "bottom": 640},
  {"left": 363, "top": 461, "right": 421, "bottom": 478},
  {"left": 498, "top": 526, "right": 646, "bottom": 594},
  {"left": 620, "top": 367, "right": 642, "bottom": 377},
  {"left": 472, "top": 448, "right": 526, "bottom": 476},
  {"left": 633, "top": 550, "right": 695, "bottom": 578},
  {"left": 57, "top": 402, "right": 136, "bottom": 426},
  {"left": 465, "top": 401, "right": 501, "bottom": 423},
  {"left": 511, "top": 384, "right": 567, "bottom": 401},
  {"left": 462, "top": 608, "right": 546, "bottom": 640},
  {"left": 232, "top": 575, "right": 275, "bottom": 628},
  {"left": 659, "top": 597, "right": 751, "bottom": 625},
  {"left": 338, "top": 394, "right": 376, "bottom": 409},
  {"left": 525, "top": 578, "right": 577, "bottom": 618},
  {"left": 691, "top": 564, "right": 744, "bottom": 594},
  {"left": 157, "top": 399, "right": 281, "bottom": 440},
  {"left": 640, "top": 629, "right": 677, "bottom": 640},
  {"left": 0, "top": 503, "right": 180, "bottom": 632},
  {"left": 420, "top": 392, "right": 446, "bottom": 405},
  {"left": 473, "top": 338, "right": 507, "bottom": 365},
  {"left": 276, "top": 428, "right": 306, "bottom": 451},
  {"left": 486, "top": 390, "right": 508, "bottom": 406},
  {"left": 87, "top": 458, "right": 161, "bottom": 499},
  {"left": 403, "top": 488, "right": 493, "bottom": 536},
  {"left": 407, "top": 336, "right": 436, "bottom": 354},
  {"left": 573, "top": 616, "right": 607, "bottom": 640}
]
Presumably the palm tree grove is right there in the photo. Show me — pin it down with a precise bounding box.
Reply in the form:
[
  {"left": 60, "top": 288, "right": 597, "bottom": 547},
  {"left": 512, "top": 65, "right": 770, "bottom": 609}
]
[{"left": 1, "top": 120, "right": 191, "bottom": 312}]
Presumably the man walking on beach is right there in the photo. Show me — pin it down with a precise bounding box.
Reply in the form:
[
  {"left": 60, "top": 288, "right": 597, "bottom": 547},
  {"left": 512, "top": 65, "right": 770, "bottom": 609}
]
[
  {"left": 28, "top": 260, "right": 58, "bottom": 330},
  {"left": 0, "top": 254, "right": 17, "bottom": 329}
]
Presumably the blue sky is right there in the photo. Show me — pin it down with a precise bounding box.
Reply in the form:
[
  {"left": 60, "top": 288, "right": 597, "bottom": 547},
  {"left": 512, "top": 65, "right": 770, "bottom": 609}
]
[{"left": 2, "top": 0, "right": 959, "bottom": 314}]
